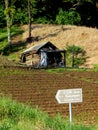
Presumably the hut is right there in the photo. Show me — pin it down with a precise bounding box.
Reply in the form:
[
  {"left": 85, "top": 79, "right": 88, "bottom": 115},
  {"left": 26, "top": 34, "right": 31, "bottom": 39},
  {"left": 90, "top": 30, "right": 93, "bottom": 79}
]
[{"left": 20, "top": 41, "right": 66, "bottom": 68}]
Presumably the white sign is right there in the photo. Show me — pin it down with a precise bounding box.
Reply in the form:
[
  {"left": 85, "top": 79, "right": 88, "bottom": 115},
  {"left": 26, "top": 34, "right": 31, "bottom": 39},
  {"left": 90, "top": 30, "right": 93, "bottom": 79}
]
[
  {"left": 55, "top": 88, "right": 82, "bottom": 104},
  {"left": 55, "top": 88, "right": 83, "bottom": 125}
]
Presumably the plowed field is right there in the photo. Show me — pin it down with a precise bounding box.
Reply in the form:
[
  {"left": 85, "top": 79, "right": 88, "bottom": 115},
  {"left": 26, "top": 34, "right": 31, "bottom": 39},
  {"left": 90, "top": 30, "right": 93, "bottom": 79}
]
[{"left": 0, "top": 67, "right": 98, "bottom": 125}]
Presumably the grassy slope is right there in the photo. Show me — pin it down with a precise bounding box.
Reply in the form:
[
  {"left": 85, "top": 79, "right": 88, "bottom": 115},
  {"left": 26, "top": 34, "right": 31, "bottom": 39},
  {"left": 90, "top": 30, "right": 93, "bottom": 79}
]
[
  {"left": 0, "top": 26, "right": 24, "bottom": 63},
  {"left": 1, "top": 24, "right": 98, "bottom": 68},
  {"left": 0, "top": 96, "right": 97, "bottom": 130},
  {"left": 22, "top": 24, "right": 98, "bottom": 68}
]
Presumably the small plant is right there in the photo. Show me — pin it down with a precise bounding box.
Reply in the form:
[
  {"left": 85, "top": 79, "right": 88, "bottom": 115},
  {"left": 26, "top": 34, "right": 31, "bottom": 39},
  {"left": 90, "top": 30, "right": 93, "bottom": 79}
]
[
  {"left": 93, "top": 64, "right": 98, "bottom": 69},
  {"left": 66, "top": 44, "right": 87, "bottom": 68}
]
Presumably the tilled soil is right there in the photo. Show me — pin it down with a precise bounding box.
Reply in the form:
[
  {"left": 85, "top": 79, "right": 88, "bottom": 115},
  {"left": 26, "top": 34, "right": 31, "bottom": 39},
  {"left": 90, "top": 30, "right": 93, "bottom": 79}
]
[{"left": 0, "top": 68, "right": 98, "bottom": 125}]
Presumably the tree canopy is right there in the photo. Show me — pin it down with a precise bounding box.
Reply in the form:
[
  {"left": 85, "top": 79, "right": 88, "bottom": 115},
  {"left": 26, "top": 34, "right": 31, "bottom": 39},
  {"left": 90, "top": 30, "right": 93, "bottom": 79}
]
[{"left": 0, "top": 0, "right": 97, "bottom": 27}]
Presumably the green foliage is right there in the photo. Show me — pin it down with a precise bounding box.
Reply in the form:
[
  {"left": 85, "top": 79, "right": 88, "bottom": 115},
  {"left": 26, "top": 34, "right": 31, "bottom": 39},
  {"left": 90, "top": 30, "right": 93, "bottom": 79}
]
[
  {"left": 66, "top": 44, "right": 86, "bottom": 55},
  {"left": 56, "top": 9, "right": 81, "bottom": 25},
  {"left": 0, "top": 0, "right": 96, "bottom": 27},
  {"left": 30, "top": 0, "right": 38, "bottom": 15},
  {"left": 0, "top": 96, "right": 96, "bottom": 130},
  {"left": 0, "top": 26, "right": 24, "bottom": 56},
  {"left": 4, "top": 6, "right": 15, "bottom": 20},
  {"left": 14, "top": 8, "right": 28, "bottom": 24},
  {"left": 4, "top": 5, "right": 16, "bottom": 28},
  {"left": 66, "top": 44, "right": 86, "bottom": 67},
  {"left": 0, "top": 6, "right": 6, "bottom": 27},
  {"left": 50, "top": 114, "right": 69, "bottom": 130},
  {"left": 93, "top": 64, "right": 98, "bottom": 72}
]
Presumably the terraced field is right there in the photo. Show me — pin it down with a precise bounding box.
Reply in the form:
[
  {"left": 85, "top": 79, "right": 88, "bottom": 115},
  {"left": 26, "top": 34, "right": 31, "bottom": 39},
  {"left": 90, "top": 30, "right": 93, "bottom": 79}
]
[{"left": 0, "top": 67, "right": 98, "bottom": 125}]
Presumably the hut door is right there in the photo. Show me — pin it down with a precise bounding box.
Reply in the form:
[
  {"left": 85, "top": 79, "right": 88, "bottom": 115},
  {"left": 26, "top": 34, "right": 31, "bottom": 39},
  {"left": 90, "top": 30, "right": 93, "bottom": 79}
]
[{"left": 40, "top": 51, "right": 47, "bottom": 67}]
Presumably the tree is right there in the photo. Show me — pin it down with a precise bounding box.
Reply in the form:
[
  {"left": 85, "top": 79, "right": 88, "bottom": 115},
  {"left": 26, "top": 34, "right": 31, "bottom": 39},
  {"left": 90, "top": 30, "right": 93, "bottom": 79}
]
[
  {"left": 28, "top": 0, "right": 31, "bottom": 39},
  {"left": 27, "top": 0, "right": 38, "bottom": 42},
  {"left": 5, "top": 0, "right": 11, "bottom": 49},
  {"left": 4, "top": 0, "right": 15, "bottom": 50},
  {"left": 56, "top": 8, "right": 81, "bottom": 25},
  {"left": 66, "top": 44, "right": 86, "bottom": 67}
]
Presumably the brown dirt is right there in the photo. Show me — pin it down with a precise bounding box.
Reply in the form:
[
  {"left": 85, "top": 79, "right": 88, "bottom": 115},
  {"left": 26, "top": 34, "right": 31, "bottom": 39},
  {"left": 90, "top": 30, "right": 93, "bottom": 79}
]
[
  {"left": 19, "top": 24, "right": 98, "bottom": 68},
  {"left": 0, "top": 67, "right": 98, "bottom": 125}
]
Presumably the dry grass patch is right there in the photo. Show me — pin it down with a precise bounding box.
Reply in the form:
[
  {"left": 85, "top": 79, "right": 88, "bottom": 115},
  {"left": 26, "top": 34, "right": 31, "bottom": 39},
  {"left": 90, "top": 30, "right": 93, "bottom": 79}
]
[{"left": 21, "top": 24, "right": 98, "bottom": 68}]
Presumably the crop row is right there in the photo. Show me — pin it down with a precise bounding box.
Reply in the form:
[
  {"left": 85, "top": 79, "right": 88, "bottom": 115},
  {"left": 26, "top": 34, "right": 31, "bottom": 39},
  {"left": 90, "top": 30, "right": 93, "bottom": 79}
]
[{"left": 0, "top": 68, "right": 98, "bottom": 125}]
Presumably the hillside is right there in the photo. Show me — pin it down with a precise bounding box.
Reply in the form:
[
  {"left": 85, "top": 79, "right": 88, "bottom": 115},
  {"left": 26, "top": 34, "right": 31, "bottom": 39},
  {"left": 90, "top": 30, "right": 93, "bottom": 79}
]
[
  {"left": 0, "top": 96, "right": 96, "bottom": 129},
  {"left": 17, "top": 24, "right": 98, "bottom": 68}
]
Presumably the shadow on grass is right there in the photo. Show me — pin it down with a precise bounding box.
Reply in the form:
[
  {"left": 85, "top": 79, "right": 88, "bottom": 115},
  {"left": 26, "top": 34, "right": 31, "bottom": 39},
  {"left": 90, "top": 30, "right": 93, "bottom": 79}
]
[
  {"left": 2, "top": 41, "right": 27, "bottom": 56},
  {"left": 38, "top": 26, "right": 71, "bottom": 41},
  {"left": 24, "top": 24, "right": 72, "bottom": 42},
  {"left": 0, "top": 26, "right": 25, "bottom": 55}
]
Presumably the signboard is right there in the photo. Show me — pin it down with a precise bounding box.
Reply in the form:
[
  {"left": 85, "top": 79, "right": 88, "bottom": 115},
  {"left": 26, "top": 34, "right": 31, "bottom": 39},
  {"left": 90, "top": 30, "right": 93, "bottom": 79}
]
[
  {"left": 55, "top": 88, "right": 83, "bottom": 125},
  {"left": 55, "top": 88, "right": 82, "bottom": 104}
]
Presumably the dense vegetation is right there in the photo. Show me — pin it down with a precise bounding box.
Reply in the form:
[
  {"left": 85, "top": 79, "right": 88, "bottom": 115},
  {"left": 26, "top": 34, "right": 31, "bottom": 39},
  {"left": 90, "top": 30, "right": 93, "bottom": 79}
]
[{"left": 0, "top": 0, "right": 97, "bottom": 27}]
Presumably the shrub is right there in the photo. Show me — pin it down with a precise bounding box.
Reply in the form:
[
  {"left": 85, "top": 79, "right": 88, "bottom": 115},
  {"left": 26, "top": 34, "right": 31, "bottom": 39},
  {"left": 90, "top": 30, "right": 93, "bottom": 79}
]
[
  {"left": 66, "top": 44, "right": 86, "bottom": 67},
  {"left": 56, "top": 9, "right": 81, "bottom": 25}
]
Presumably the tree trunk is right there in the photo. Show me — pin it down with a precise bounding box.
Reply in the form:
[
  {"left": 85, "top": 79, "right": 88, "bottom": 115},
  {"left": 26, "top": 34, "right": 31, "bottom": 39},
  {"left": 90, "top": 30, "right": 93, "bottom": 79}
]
[
  {"left": 28, "top": 0, "right": 31, "bottom": 39},
  {"left": 5, "top": 0, "right": 11, "bottom": 49}
]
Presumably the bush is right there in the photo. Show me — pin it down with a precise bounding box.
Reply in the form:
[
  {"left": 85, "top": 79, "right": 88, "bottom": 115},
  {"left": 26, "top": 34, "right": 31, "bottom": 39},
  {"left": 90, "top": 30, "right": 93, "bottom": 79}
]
[
  {"left": 66, "top": 44, "right": 86, "bottom": 67},
  {"left": 14, "top": 8, "right": 28, "bottom": 24},
  {"left": 56, "top": 9, "right": 81, "bottom": 25}
]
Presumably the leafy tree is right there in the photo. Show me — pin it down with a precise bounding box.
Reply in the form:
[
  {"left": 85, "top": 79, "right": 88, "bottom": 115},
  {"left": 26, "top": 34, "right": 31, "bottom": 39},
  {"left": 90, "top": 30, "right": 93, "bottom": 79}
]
[
  {"left": 0, "top": 0, "right": 97, "bottom": 28},
  {"left": 4, "top": 0, "right": 15, "bottom": 52},
  {"left": 66, "top": 44, "right": 86, "bottom": 67},
  {"left": 56, "top": 9, "right": 81, "bottom": 25}
]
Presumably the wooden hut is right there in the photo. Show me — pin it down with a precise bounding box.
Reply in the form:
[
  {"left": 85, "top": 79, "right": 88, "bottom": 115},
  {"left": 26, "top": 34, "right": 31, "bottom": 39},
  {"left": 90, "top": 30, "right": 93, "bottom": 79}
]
[{"left": 21, "top": 41, "right": 66, "bottom": 68}]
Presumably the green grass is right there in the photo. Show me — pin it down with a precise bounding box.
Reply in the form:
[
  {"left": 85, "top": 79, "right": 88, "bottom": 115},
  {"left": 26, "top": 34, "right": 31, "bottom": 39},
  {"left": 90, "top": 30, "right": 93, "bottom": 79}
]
[
  {"left": 0, "top": 25, "right": 24, "bottom": 56},
  {"left": 47, "top": 67, "right": 91, "bottom": 73},
  {"left": 0, "top": 95, "right": 97, "bottom": 130}
]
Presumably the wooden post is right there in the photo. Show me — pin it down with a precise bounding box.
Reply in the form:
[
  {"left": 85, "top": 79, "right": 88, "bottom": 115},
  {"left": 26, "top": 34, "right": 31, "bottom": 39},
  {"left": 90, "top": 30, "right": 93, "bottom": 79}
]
[{"left": 63, "top": 51, "right": 66, "bottom": 67}]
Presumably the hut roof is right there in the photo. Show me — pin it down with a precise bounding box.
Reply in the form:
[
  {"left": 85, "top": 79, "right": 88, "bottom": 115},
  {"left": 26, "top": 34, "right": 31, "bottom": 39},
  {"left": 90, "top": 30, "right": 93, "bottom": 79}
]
[{"left": 22, "top": 41, "right": 58, "bottom": 55}]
